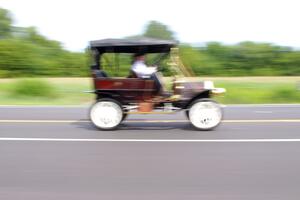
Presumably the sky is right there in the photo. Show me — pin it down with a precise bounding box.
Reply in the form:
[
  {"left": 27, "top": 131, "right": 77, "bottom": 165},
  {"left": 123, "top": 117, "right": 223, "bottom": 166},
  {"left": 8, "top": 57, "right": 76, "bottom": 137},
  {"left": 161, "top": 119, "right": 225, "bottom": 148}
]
[{"left": 1, "top": 0, "right": 300, "bottom": 52}]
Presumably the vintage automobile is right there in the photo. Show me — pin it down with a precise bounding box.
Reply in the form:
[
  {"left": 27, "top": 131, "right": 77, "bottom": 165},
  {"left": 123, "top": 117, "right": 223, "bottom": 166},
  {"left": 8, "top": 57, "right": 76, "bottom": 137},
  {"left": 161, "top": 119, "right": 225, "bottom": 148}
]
[{"left": 88, "top": 38, "right": 226, "bottom": 130}]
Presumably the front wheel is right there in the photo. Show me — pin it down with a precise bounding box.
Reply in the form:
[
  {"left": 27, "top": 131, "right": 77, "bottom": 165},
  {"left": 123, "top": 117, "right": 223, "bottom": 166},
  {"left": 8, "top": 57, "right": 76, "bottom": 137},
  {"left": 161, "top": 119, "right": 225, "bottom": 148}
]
[
  {"left": 122, "top": 113, "right": 128, "bottom": 122},
  {"left": 90, "top": 98, "right": 123, "bottom": 130},
  {"left": 188, "top": 99, "right": 222, "bottom": 130}
]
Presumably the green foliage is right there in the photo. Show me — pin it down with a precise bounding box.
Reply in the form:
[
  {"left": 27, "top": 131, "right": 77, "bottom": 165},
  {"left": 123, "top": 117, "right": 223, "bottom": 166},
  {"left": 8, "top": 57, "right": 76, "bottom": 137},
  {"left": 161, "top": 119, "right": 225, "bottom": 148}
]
[
  {"left": 179, "top": 42, "right": 300, "bottom": 76},
  {"left": 143, "top": 20, "right": 175, "bottom": 40},
  {"left": 0, "top": 8, "right": 12, "bottom": 38},
  {"left": 100, "top": 53, "right": 132, "bottom": 77},
  {"left": 10, "top": 79, "right": 57, "bottom": 98},
  {"left": 0, "top": 78, "right": 299, "bottom": 105},
  {"left": 270, "top": 87, "right": 300, "bottom": 103},
  {"left": 0, "top": 7, "right": 88, "bottom": 78},
  {"left": 0, "top": 78, "right": 93, "bottom": 105},
  {"left": 179, "top": 45, "right": 223, "bottom": 76},
  {"left": 0, "top": 37, "right": 88, "bottom": 77},
  {"left": 214, "top": 81, "right": 300, "bottom": 104}
]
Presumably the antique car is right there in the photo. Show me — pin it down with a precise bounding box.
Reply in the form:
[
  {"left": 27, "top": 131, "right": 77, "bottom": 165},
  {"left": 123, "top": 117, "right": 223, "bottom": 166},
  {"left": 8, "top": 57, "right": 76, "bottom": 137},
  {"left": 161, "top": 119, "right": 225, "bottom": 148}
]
[{"left": 88, "top": 38, "right": 226, "bottom": 130}]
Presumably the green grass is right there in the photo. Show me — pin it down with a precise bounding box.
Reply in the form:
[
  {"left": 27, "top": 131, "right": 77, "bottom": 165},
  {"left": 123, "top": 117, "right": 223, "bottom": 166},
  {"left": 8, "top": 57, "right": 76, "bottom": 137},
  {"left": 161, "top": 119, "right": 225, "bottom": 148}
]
[
  {"left": 0, "top": 78, "right": 93, "bottom": 105},
  {"left": 0, "top": 77, "right": 299, "bottom": 105},
  {"left": 214, "top": 81, "right": 300, "bottom": 104},
  {"left": 10, "top": 79, "right": 57, "bottom": 98},
  {"left": 166, "top": 77, "right": 300, "bottom": 104}
]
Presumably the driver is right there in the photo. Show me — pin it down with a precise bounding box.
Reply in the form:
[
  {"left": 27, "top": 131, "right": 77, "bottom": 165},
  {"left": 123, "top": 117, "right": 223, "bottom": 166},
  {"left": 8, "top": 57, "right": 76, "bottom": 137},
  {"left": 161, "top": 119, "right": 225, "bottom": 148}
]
[
  {"left": 131, "top": 53, "right": 166, "bottom": 96},
  {"left": 131, "top": 53, "right": 157, "bottom": 78}
]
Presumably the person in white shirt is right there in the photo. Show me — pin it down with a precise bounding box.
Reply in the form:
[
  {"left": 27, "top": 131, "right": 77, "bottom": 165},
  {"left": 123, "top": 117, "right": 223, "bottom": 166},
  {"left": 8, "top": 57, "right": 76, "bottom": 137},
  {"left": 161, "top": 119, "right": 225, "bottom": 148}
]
[
  {"left": 131, "top": 53, "right": 157, "bottom": 78},
  {"left": 131, "top": 53, "right": 167, "bottom": 96}
]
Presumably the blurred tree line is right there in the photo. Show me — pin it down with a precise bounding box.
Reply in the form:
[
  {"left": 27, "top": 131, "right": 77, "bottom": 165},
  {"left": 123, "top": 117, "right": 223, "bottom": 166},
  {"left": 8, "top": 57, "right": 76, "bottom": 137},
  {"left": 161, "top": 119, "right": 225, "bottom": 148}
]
[
  {"left": 0, "top": 8, "right": 88, "bottom": 77},
  {"left": 0, "top": 8, "right": 300, "bottom": 77},
  {"left": 180, "top": 42, "right": 300, "bottom": 76},
  {"left": 144, "top": 21, "right": 300, "bottom": 76}
]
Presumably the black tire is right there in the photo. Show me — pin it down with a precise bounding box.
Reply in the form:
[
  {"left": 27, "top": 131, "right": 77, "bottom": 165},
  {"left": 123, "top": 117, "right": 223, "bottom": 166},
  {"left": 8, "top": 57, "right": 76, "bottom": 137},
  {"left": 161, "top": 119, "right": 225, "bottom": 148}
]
[
  {"left": 90, "top": 98, "right": 123, "bottom": 130},
  {"left": 122, "top": 113, "right": 128, "bottom": 122},
  {"left": 185, "top": 110, "right": 190, "bottom": 119},
  {"left": 187, "top": 98, "right": 223, "bottom": 131}
]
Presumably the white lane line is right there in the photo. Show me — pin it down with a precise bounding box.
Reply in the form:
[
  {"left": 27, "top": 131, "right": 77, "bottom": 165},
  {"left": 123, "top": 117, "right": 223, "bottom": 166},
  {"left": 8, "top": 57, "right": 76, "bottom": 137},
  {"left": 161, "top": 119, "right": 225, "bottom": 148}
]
[
  {"left": 1, "top": 138, "right": 300, "bottom": 142},
  {"left": 0, "top": 119, "right": 300, "bottom": 123}
]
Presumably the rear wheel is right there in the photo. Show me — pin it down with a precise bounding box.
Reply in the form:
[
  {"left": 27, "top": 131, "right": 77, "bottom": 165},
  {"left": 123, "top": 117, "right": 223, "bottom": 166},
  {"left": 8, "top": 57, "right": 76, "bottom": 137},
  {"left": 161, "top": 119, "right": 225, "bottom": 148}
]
[
  {"left": 90, "top": 98, "right": 123, "bottom": 130},
  {"left": 188, "top": 99, "right": 222, "bottom": 130},
  {"left": 185, "top": 110, "right": 190, "bottom": 119}
]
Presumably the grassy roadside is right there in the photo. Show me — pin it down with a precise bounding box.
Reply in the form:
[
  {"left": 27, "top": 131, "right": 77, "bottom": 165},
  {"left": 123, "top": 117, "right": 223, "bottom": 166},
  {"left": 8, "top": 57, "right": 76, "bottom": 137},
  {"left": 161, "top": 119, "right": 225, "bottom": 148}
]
[
  {"left": 214, "top": 80, "right": 300, "bottom": 104},
  {"left": 0, "top": 77, "right": 299, "bottom": 105},
  {"left": 0, "top": 78, "right": 93, "bottom": 105}
]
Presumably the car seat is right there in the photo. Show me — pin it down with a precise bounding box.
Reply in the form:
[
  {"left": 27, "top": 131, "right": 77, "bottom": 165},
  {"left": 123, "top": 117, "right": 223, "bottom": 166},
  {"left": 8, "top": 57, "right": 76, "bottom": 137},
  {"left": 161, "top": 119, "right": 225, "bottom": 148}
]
[{"left": 94, "top": 70, "right": 108, "bottom": 78}]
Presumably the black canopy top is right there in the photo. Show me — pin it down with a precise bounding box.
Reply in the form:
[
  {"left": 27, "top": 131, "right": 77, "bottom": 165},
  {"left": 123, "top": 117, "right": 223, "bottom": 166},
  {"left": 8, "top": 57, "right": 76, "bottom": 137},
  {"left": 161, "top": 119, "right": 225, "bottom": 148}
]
[{"left": 90, "top": 37, "right": 177, "bottom": 54}]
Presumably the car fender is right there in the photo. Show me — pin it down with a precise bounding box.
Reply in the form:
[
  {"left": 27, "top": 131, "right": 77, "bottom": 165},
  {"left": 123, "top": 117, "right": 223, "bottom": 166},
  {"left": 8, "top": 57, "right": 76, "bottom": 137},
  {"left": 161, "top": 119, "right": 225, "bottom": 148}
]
[{"left": 184, "top": 90, "right": 211, "bottom": 109}]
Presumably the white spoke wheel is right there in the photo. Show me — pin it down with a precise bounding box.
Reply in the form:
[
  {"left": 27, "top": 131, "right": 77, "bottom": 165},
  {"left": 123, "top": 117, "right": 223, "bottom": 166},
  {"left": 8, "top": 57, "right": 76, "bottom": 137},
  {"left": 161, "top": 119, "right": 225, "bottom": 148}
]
[
  {"left": 90, "top": 99, "right": 123, "bottom": 130},
  {"left": 188, "top": 99, "right": 222, "bottom": 130}
]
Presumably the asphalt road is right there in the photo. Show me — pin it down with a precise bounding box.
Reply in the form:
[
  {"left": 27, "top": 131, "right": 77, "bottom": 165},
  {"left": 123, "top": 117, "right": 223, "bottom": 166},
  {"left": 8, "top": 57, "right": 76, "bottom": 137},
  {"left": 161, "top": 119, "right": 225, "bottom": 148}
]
[{"left": 0, "top": 105, "right": 300, "bottom": 200}]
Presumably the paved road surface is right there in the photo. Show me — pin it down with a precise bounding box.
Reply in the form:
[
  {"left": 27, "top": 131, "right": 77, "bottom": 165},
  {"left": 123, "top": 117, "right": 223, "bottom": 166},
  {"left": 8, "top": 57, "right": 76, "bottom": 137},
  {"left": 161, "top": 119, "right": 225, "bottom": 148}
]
[{"left": 0, "top": 105, "right": 300, "bottom": 199}]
